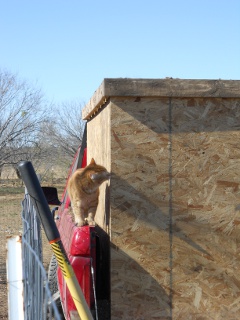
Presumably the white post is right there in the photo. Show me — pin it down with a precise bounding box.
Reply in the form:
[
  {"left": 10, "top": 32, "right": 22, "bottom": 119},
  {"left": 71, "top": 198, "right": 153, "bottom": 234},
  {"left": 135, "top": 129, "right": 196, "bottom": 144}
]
[{"left": 7, "top": 236, "right": 24, "bottom": 320}]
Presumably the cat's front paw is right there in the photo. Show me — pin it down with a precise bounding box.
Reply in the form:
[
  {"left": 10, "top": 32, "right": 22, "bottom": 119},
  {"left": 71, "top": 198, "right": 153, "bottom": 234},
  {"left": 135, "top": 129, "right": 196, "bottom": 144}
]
[
  {"left": 75, "top": 219, "right": 86, "bottom": 227},
  {"left": 76, "top": 223, "right": 83, "bottom": 227},
  {"left": 88, "top": 220, "right": 96, "bottom": 226}
]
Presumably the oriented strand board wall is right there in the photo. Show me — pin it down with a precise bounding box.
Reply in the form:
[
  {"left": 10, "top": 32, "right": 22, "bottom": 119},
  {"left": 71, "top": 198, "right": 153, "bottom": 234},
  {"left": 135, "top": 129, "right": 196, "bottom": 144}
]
[
  {"left": 109, "top": 96, "right": 240, "bottom": 319},
  {"left": 87, "top": 103, "right": 111, "bottom": 230},
  {"left": 84, "top": 79, "right": 240, "bottom": 319},
  {"left": 110, "top": 97, "right": 172, "bottom": 319}
]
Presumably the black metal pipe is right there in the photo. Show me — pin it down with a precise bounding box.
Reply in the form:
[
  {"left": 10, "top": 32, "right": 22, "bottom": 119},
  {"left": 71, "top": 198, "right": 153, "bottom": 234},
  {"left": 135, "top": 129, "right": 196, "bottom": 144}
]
[{"left": 18, "top": 160, "right": 60, "bottom": 242}]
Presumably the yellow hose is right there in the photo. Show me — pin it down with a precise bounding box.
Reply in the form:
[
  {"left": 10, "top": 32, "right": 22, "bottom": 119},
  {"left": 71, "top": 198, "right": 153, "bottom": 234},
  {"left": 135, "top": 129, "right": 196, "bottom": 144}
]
[{"left": 51, "top": 241, "right": 94, "bottom": 320}]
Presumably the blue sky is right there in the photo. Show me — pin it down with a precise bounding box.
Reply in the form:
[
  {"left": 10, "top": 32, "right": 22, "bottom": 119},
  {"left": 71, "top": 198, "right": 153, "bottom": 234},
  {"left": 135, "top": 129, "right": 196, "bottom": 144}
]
[{"left": 0, "top": 0, "right": 239, "bottom": 105}]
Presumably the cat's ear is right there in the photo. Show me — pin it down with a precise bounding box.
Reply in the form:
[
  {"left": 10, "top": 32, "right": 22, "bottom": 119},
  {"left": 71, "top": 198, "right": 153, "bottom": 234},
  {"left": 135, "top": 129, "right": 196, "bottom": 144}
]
[{"left": 90, "top": 158, "right": 96, "bottom": 165}]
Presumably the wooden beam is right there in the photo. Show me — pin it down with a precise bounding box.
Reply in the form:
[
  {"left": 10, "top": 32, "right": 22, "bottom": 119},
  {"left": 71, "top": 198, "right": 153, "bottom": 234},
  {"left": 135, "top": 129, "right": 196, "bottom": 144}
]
[{"left": 82, "top": 78, "right": 240, "bottom": 120}]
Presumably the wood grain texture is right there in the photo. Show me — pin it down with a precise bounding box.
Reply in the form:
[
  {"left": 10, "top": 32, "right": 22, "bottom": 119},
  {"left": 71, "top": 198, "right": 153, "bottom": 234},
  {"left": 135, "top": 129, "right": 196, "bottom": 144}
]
[
  {"left": 109, "top": 96, "right": 240, "bottom": 319},
  {"left": 82, "top": 78, "right": 240, "bottom": 120},
  {"left": 86, "top": 104, "right": 111, "bottom": 231},
  {"left": 84, "top": 80, "right": 240, "bottom": 319}
]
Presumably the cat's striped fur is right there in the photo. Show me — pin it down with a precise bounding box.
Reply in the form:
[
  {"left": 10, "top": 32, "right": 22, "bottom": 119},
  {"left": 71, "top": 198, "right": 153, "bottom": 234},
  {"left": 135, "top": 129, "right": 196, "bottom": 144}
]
[{"left": 68, "top": 158, "right": 110, "bottom": 226}]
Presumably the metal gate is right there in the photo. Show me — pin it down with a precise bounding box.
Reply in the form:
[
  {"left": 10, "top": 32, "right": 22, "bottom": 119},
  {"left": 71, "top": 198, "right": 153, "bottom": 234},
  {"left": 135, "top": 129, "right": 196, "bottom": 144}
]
[{"left": 20, "top": 190, "right": 61, "bottom": 320}]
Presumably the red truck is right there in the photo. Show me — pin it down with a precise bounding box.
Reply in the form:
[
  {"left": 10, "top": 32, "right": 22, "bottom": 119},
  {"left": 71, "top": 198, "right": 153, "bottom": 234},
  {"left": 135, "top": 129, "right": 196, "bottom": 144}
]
[{"left": 46, "top": 131, "right": 110, "bottom": 320}]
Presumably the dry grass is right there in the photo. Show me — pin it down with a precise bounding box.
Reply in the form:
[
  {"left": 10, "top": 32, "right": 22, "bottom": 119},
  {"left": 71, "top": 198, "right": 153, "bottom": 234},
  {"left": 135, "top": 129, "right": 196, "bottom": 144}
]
[
  {"left": 0, "top": 178, "right": 65, "bottom": 318},
  {"left": 0, "top": 182, "right": 23, "bottom": 319}
]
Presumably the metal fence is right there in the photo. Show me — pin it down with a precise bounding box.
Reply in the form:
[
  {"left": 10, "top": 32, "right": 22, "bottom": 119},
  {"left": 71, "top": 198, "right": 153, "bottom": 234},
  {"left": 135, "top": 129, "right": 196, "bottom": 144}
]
[{"left": 21, "top": 190, "right": 61, "bottom": 320}]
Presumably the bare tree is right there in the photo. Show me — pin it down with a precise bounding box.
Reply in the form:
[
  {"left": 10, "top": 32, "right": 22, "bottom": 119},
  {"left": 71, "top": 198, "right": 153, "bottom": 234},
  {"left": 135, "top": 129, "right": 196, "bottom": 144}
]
[
  {"left": 43, "top": 100, "right": 85, "bottom": 160},
  {"left": 0, "top": 69, "right": 86, "bottom": 181},
  {"left": 0, "top": 69, "right": 52, "bottom": 174}
]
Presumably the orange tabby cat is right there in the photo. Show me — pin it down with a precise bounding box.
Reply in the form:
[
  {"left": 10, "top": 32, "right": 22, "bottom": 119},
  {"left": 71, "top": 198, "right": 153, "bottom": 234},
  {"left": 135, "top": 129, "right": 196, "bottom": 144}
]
[{"left": 68, "top": 158, "right": 110, "bottom": 226}]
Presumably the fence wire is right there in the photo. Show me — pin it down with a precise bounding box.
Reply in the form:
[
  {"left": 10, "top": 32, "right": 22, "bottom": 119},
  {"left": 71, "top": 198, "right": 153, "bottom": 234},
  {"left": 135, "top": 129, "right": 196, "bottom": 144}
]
[{"left": 21, "top": 190, "right": 62, "bottom": 320}]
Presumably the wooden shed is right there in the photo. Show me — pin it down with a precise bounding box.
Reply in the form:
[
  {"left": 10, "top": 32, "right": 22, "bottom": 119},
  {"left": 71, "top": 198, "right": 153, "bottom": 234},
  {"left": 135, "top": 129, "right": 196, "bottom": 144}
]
[{"left": 83, "top": 78, "right": 240, "bottom": 319}]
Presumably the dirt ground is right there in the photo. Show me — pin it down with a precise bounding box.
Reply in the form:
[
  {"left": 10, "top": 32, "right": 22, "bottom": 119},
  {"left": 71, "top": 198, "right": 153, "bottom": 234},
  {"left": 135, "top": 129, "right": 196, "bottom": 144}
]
[
  {"left": 0, "top": 184, "right": 23, "bottom": 319},
  {"left": 0, "top": 179, "right": 64, "bottom": 319}
]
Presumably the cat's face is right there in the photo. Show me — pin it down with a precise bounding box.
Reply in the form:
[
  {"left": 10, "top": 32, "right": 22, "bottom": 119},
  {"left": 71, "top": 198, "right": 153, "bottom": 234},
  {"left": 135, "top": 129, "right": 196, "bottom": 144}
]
[{"left": 88, "top": 158, "right": 110, "bottom": 185}]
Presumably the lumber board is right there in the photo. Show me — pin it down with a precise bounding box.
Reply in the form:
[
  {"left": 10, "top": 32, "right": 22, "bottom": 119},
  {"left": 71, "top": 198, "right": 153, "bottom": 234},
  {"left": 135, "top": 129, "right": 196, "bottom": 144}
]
[{"left": 82, "top": 78, "right": 240, "bottom": 120}]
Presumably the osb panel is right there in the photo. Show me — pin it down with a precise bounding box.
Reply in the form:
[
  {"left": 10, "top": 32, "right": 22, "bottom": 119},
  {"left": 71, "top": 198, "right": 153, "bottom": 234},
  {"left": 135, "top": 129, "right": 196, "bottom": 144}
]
[
  {"left": 86, "top": 104, "right": 111, "bottom": 231},
  {"left": 111, "top": 247, "right": 171, "bottom": 319},
  {"left": 109, "top": 97, "right": 240, "bottom": 319},
  {"left": 110, "top": 97, "right": 172, "bottom": 319}
]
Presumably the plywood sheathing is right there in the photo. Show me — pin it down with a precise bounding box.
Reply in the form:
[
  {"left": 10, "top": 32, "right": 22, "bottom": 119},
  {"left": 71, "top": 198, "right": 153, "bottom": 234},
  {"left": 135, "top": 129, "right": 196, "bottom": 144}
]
[
  {"left": 83, "top": 79, "right": 240, "bottom": 319},
  {"left": 86, "top": 103, "right": 111, "bottom": 230}
]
